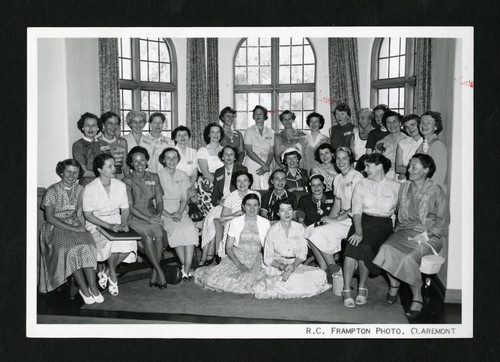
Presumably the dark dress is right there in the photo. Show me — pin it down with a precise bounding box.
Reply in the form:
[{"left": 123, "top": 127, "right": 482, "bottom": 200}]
[
  {"left": 365, "top": 128, "right": 389, "bottom": 151},
  {"left": 260, "top": 190, "right": 298, "bottom": 222},
  {"left": 297, "top": 192, "right": 335, "bottom": 226},
  {"left": 72, "top": 138, "right": 101, "bottom": 186},
  {"left": 329, "top": 123, "right": 355, "bottom": 150}
]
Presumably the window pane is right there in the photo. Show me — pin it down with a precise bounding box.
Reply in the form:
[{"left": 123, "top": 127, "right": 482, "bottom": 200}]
[
  {"left": 259, "top": 93, "right": 272, "bottom": 110},
  {"left": 121, "top": 38, "right": 131, "bottom": 58},
  {"left": 141, "top": 91, "right": 149, "bottom": 110},
  {"left": 140, "top": 61, "right": 148, "bottom": 81},
  {"left": 378, "top": 89, "right": 388, "bottom": 106},
  {"left": 294, "top": 112, "right": 303, "bottom": 129},
  {"left": 291, "top": 92, "right": 302, "bottom": 110},
  {"left": 247, "top": 38, "right": 258, "bottom": 47},
  {"left": 260, "top": 38, "right": 271, "bottom": 46},
  {"left": 379, "top": 38, "right": 389, "bottom": 58},
  {"left": 291, "top": 65, "right": 303, "bottom": 83},
  {"left": 122, "top": 89, "right": 132, "bottom": 109},
  {"left": 304, "top": 65, "right": 314, "bottom": 83},
  {"left": 235, "top": 93, "right": 248, "bottom": 111},
  {"left": 303, "top": 92, "right": 314, "bottom": 109},
  {"left": 400, "top": 37, "right": 406, "bottom": 55},
  {"left": 235, "top": 47, "right": 246, "bottom": 66},
  {"left": 140, "top": 39, "right": 148, "bottom": 60},
  {"left": 122, "top": 59, "right": 132, "bottom": 80},
  {"left": 291, "top": 46, "right": 302, "bottom": 64},
  {"left": 399, "top": 87, "right": 405, "bottom": 110},
  {"left": 389, "top": 37, "right": 400, "bottom": 56},
  {"left": 304, "top": 45, "right": 314, "bottom": 63},
  {"left": 160, "top": 63, "right": 170, "bottom": 82},
  {"left": 292, "top": 37, "right": 303, "bottom": 45},
  {"left": 161, "top": 92, "right": 171, "bottom": 110},
  {"left": 247, "top": 47, "right": 259, "bottom": 66},
  {"left": 399, "top": 55, "right": 406, "bottom": 77},
  {"left": 149, "top": 62, "right": 159, "bottom": 81},
  {"left": 279, "top": 92, "right": 291, "bottom": 110},
  {"left": 248, "top": 66, "right": 259, "bottom": 84},
  {"left": 260, "top": 47, "right": 271, "bottom": 66},
  {"left": 159, "top": 41, "right": 170, "bottom": 62},
  {"left": 280, "top": 46, "right": 290, "bottom": 65},
  {"left": 389, "top": 88, "right": 399, "bottom": 109},
  {"left": 235, "top": 67, "right": 247, "bottom": 84},
  {"left": 378, "top": 58, "right": 388, "bottom": 79},
  {"left": 389, "top": 57, "right": 399, "bottom": 78},
  {"left": 279, "top": 65, "right": 290, "bottom": 84},
  {"left": 279, "top": 37, "right": 290, "bottom": 46},
  {"left": 260, "top": 66, "right": 271, "bottom": 84},
  {"left": 248, "top": 93, "right": 259, "bottom": 109},
  {"left": 149, "top": 41, "right": 159, "bottom": 60}
]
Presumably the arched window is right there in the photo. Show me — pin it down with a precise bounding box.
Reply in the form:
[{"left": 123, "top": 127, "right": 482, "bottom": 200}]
[
  {"left": 234, "top": 37, "right": 316, "bottom": 132},
  {"left": 371, "top": 37, "right": 416, "bottom": 115},
  {"left": 118, "top": 38, "right": 177, "bottom": 138}
]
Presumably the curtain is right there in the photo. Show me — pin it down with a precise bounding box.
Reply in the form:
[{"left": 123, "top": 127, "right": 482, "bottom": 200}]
[
  {"left": 186, "top": 38, "right": 208, "bottom": 150},
  {"left": 206, "top": 38, "right": 220, "bottom": 125},
  {"left": 328, "top": 38, "right": 361, "bottom": 126},
  {"left": 98, "top": 38, "right": 120, "bottom": 115},
  {"left": 415, "top": 38, "right": 432, "bottom": 115}
]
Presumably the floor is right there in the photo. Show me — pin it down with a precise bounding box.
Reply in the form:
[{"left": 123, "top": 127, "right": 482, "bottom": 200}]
[{"left": 36, "top": 256, "right": 461, "bottom": 325}]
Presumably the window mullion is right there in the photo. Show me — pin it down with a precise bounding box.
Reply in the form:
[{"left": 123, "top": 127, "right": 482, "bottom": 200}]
[{"left": 271, "top": 38, "right": 279, "bottom": 129}]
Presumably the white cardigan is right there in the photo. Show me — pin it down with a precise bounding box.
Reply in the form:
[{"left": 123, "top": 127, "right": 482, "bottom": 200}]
[{"left": 227, "top": 215, "right": 271, "bottom": 247}]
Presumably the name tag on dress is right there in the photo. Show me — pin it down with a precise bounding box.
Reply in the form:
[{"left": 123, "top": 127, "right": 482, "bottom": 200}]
[
  {"left": 343, "top": 131, "right": 353, "bottom": 136},
  {"left": 265, "top": 136, "right": 273, "bottom": 140},
  {"left": 145, "top": 181, "right": 155, "bottom": 186},
  {"left": 325, "top": 199, "right": 334, "bottom": 204},
  {"left": 100, "top": 145, "right": 111, "bottom": 151},
  {"left": 216, "top": 175, "right": 224, "bottom": 181}
]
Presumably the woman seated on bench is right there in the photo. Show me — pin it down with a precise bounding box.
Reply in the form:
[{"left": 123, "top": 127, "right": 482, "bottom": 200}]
[
  {"left": 253, "top": 199, "right": 329, "bottom": 299},
  {"left": 194, "top": 193, "right": 270, "bottom": 294},
  {"left": 373, "top": 154, "right": 448, "bottom": 319},
  {"left": 39, "top": 159, "right": 102, "bottom": 304}
]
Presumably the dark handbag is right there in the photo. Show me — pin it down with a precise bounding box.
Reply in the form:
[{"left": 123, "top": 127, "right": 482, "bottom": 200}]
[
  {"left": 163, "top": 263, "right": 182, "bottom": 284},
  {"left": 187, "top": 198, "right": 204, "bottom": 222}
]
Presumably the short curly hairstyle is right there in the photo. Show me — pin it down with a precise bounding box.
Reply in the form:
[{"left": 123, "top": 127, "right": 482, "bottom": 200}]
[
  {"left": 308, "top": 173, "right": 327, "bottom": 190},
  {"left": 100, "top": 111, "right": 121, "bottom": 126},
  {"left": 203, "top": 122, "right": 225, "bottom": 144},
  {"left": 230, "top": 170, "right": 254, "bottom": 189},
  {"left": 77, "top": 112, "right": 102, "bottom": 134},
  {"left": 333, "top": 103, "right": 352, "bottom": 119},
  {"left": 159, "top": 147, "right": 181, "bottom": 168},
  {"left": 126, "top": 146, "right": 150, "bottom": 170},
  {"left": 373, "top": 104, "right": 390, "bottom": 114},
  {"left": 335, "top": 146, "right": 356, "bottom": 165},
  {"left": 218, "top": 145, "right": 239, "bottom": 161},
  {"left": 279, "top": 110, "right": 296, "bottom": 122},
  {"left": 411, "top": 153, "right": 437, "bottom": 179},
  {"left": 268, "top": 168, "right": 286, "bottom": 189},
  {"left": 314, "top": 143, "right": 335, "bottom": 163},
  {"left": 219, "top": 106, "right": 236, "bottom": 121},
  {"left": 93, "top": 153, "right": 114, "bottom": 177},
  {"left": 365, "top": 153, "right": 391, "bottom": 174},
  {"left": 252, "top": 105, "right": 269, "bottom": 120},
  {"left": 421, "top": 111, "right": 444, "bottom": 135},
  {"left": 56, "top": 158, "right": 84, "bottom": 179},
  {"left": 171, "top": 125, "right": 191, "bottom": 143},
  {"left": 148, "top": 112, "right": 166, "bottom": 123},
  {"left": 382, "top": 110, "right": 402, "bottom": 129},
  {"left": 306, "top": 112, "right": 325, "bottom": 129},
  {"left": 242, "top": 193, "right": 261, "bottom": 208},
  {"left": 125, "top": 110, "right": 147, "bottom": 126}
]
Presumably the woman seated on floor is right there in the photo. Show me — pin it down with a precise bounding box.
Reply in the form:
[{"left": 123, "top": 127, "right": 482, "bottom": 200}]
[
  {"left": 260, "top": 169, "right": 298, "bottom": 223},
  {"left": 39, "top": 159, "right": 102, "bottom": 304},
  {"left": 305, "top": 147, "right": 364, "bottom": 281},
  {"left": 341, "top": 153, "right": 400, "bottom": 308},
  {"left": 199, "top": 145, "right": 248, "bottom": 266},
  {"left": 217, "top": 170, "right": 260, "bottom": 258},
  {"left": 122, "top": 146, "right": 167, "bottom": 289},
  {"left": 373, "top": 154, "right": 448, "bottom": 319},
  {"left": 158, "top": 147, "right": 199, "bottom": 281},
  {"left": 253, "top": 199, "right": 329, "bottom": 299},
  {"left": 194, "top": 193, "right": 270, "bottom": 294},
  {"left": 83, "top": 154, "right": 137, "bottom": 297},
  {"left": 282, "top": 147, "right": 309, "bottom": 193}
]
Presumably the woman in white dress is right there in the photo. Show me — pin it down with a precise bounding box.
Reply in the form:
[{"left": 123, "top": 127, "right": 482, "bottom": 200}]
[
  {"left": 122, "top": 110, "right": 154, "bottom": 157},
  {"left": 158, "top": 147, "right": 199, "bottom": 280},
  {"left": 301, "top": 112, "right": 330, "bottom": 174},
  {"left": 172, "top": 125, "right": 198, "bottom": 188},
  {"left": 244, "top": 105, "right": 275, "bottom": 190},
  {"left": 395, "top": 114, "right": 423, "bottom": 181},
  {"left": 350, "top": 108, "right": 375, "bottom": 161},
  {"left": 196, "top": 123, "right": 224, "bottom": 216},
  {"left": 310, "top": 143, "right": 338, "bottom": 192},
  {"left": 83, "top": 153, "right": 137, "bottom": 296},
  {"left": 305, "top": 147, "right": 364, "bottom": 282},
  {"left": 253, "top": 199, "right": 329, "bottom": 299},
  {"left": 144, "top": 112, "right": 175, "bottom": 173}
]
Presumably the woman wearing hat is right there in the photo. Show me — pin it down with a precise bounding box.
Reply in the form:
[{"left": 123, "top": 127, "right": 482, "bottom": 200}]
[
  {"left": 373, "top": 154, "right": 448, "bottom": 320},
  {"left": 282, "top": 147, "right": 309, "bottom": 193}
]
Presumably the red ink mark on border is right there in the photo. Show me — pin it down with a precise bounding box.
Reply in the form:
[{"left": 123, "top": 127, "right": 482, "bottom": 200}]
[{"left": 318, "top": 96, "right": 339, "bottom": 104}]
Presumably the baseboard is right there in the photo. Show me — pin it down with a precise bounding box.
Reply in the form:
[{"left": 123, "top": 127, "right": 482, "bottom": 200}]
[{"left": 431, "top": 275, "right": 461, "bottom": 303}]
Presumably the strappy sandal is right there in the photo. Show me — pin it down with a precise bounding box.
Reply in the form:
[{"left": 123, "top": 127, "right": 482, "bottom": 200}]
[
  {"left": 406, "top": 300, "right": 423, "bottom": 320},
  {"left": 341, "top": 289, "right": 355, "bottom": 308},
  {"left": 108, "top": 278, "right": 119, "bottom": 296},
  {"left": 386, "top": 285, "right": 399, "bottom": 304},
  {"left": 97, "top": 270, "right": 109, "bottom": 289},
  {"left": 181, "top": 266, "right": 190, "bottom": 282},
  {"left": 355, "top": 287, "right": 368, "bottom": 305}
]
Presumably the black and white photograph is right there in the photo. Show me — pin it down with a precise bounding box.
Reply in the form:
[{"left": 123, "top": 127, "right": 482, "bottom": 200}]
[{"left": 27, "top": 26, "right": 473, "bottom": 338}]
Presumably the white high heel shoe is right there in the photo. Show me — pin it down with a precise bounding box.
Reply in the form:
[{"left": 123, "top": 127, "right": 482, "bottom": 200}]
[
  {"left": 89, "top": 287, "right": 104, "bottom": 303},
  {"left": 79, "top": 289, "right": 95, "bottom": 305}
]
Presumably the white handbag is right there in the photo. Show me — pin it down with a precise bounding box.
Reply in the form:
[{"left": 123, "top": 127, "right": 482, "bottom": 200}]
[{"left": 419, "top": 243, "right": 445, "bottom": 274}]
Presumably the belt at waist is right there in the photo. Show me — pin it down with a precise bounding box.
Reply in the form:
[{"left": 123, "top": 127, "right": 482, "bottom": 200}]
[{"left": 94, "top": 210, "right": 120, "bottom": 217}]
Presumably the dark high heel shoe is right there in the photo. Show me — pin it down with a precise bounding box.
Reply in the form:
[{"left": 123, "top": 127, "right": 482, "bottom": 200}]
[
  {"left": 215, "top": 256, "right": 221, "bottom": 265},
  {"left": 386, "top": 285, "right": 400, "bottom": 304},
  {"left": 149, "top": 281, "right": 158, "bottom": 288},
  {"left": 157, "top": 273, "right": 168, "bottom": 289},
  {"left": 406, "top": 300, "right": 423, "bottom": 320}
]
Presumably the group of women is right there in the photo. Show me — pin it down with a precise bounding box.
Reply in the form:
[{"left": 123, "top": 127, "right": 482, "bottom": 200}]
[{"left": 39, "top": 103, "right": 449, "bottom": 318}]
